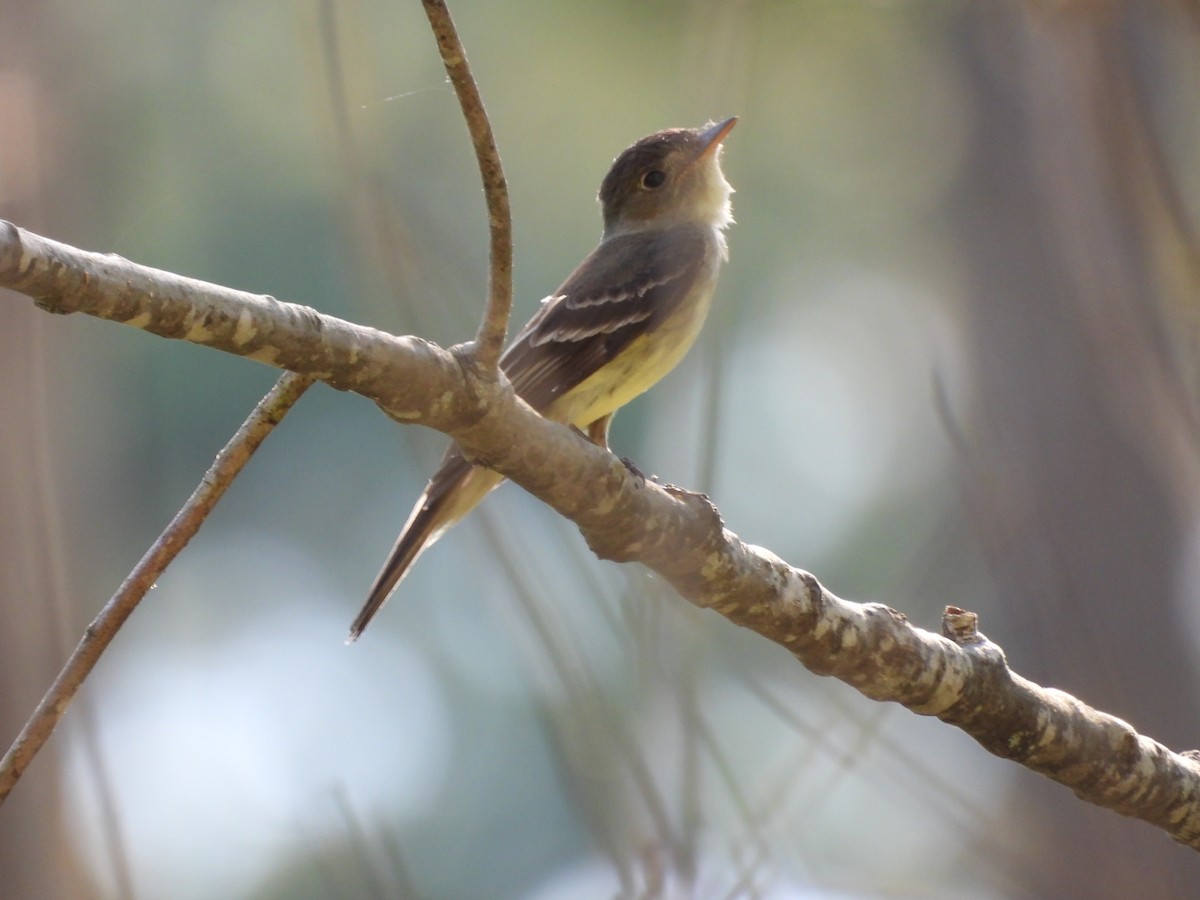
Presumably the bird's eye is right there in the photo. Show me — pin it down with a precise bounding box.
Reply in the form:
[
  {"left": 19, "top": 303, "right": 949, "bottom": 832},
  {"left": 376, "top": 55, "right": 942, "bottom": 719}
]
[{"left": 641, "top": 170, "right": 667, "bottom": 189}]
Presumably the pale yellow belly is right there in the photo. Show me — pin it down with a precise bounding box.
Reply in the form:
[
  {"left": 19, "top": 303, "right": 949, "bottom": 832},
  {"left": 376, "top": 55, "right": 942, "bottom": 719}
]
[{"left": 545, "top": 279, "right": 718, "bottom": 428}]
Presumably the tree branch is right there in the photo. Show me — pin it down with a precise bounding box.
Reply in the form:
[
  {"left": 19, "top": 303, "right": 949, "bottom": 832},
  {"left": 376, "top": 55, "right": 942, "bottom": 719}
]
[
  {"left": 420, "top": 0, "right": 512, "bottom": 370},
  {"left": 4, "top": 218, "right": 1200, "bottom": 847},
  {"left": 0, "top": 221, "right": 472, "bottom": 425},
  {"left": 0, "top": 368, "right": 314, "bottom": 804}
]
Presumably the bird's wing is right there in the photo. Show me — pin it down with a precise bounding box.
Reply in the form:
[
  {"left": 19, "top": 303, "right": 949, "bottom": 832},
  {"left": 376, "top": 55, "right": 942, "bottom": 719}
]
[{"left": 501, "top": 224, "right": 713, "bottom": 413}]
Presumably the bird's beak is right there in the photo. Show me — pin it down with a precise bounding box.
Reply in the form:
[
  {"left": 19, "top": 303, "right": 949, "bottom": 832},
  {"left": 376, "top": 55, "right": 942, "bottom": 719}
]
[{"left": 694, "top": 116, "right": 738, "bottom": 161}]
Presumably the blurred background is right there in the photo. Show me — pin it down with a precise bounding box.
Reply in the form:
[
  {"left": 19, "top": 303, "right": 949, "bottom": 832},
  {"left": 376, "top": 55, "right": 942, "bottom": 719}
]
[{"left": 3, "top": 1, "right": 1200, "bottom": 897}]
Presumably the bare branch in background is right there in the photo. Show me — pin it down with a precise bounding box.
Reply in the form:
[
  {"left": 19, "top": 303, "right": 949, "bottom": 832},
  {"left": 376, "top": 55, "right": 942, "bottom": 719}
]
[{"left": 0, "top": 369, "right": 313, "bottom": 804}]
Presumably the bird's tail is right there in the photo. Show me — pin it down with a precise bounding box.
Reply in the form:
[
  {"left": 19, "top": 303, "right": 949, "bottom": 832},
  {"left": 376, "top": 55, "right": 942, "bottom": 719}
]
[{"left": 347, "top": 453, "right": 499, "bottom": 641}]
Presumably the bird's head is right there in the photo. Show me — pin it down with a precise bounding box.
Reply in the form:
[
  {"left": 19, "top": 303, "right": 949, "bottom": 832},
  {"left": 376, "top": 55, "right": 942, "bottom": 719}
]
[{"left": 598, "top": 117, "right": 736, "bottom": 237}]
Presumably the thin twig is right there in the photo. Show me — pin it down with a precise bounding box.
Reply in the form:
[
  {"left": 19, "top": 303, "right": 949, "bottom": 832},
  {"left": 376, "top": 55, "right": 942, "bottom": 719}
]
[
  {"left": 419, "top": 0, "right": 513, "bottom": 370},
  {"left": 0, "top": 371, "right": 314, "bottom": 805}
]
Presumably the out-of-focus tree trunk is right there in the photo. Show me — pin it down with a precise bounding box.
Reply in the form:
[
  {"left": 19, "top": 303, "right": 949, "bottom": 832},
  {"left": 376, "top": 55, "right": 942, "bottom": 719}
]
[
  {"left": 0, "top": 312, "right": 81, "bottom": 899},
  {"left": 957, "top": 4, "right": 1200, "bottom": 894},
  {"left": 1, "top": 4, "right": 94, "bottom": 896}
]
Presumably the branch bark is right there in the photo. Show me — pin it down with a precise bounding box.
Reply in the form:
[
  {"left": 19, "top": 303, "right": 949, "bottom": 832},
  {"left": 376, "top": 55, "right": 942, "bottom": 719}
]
[
  {"left": 420, "top": 0, "right": 512, "bottom": 370},
  {"left": 3, "top": 218, "right": 1200, "bottom": 848},
  {"left": 0, "top": 369, "right": 313, "bottom": 803}
]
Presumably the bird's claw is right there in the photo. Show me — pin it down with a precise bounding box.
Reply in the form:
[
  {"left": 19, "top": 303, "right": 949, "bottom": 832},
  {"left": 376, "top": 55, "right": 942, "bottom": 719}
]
[{"left": 619, "top": 456, "right": 648, "bottom": 482}]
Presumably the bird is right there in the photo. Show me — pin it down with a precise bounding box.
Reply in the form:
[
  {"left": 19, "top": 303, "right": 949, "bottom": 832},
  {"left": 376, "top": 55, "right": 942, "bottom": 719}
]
[{"left": 349, "top": 117, "right": 737, "bottom": 640}]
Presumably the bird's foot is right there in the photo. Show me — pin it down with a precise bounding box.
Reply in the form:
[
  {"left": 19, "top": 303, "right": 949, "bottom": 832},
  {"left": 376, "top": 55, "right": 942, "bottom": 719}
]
[{"left": 619, "top": 456, "right": 649, "bottom": 482}]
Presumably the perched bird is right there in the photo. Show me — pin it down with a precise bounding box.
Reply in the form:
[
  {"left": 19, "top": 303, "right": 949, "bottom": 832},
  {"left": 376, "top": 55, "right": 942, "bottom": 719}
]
[{"left": 349, "top": 117, "right": 737, "bottom": 640}]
